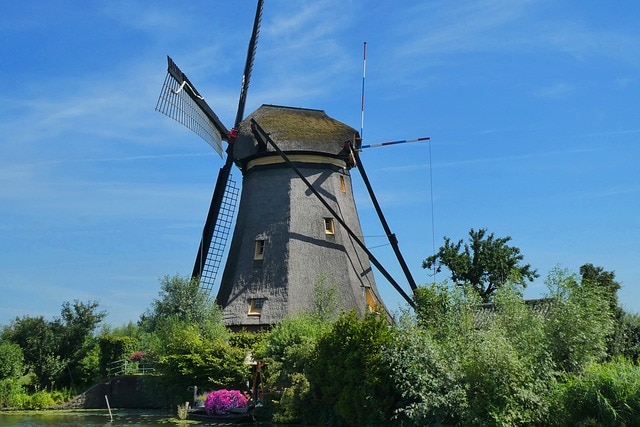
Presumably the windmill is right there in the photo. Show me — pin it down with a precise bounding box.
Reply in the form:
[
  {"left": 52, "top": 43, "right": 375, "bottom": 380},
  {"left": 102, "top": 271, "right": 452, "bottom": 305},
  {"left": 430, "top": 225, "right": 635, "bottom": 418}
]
[{"left": 155, "top": 2, "right": 425, "bottom": 330}]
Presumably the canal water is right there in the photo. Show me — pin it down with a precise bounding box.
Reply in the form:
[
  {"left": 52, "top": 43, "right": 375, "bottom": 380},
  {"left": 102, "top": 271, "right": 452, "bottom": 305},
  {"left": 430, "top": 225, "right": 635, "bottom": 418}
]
[{"left": 0, "top": 409, "right": 243, "bottom": 426}]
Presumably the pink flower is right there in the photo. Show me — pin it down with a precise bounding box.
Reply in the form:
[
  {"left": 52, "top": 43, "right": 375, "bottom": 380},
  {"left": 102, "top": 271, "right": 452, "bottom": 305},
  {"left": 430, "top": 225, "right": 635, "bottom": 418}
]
[{"left": 204, "top": 389, "right": 248, "bottom": 415}]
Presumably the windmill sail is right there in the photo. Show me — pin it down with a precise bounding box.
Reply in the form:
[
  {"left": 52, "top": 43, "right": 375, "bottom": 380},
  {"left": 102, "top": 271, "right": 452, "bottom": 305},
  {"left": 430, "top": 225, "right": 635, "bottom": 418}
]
[
  {"left": 155, "top": 56, "right": 228, "bottom": 156},
  {"left": 197, "top": 174, "right": 240, "bottom": 297},
  {"left": 193, "top": 0, "right": 264, "bottom": 283}
]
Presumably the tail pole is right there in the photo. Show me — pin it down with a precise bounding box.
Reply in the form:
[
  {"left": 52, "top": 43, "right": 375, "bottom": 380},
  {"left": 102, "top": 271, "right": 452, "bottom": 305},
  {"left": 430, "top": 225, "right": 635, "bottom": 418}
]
[{"left": 360, "top": 136, "right": 430, "bottom": 149}]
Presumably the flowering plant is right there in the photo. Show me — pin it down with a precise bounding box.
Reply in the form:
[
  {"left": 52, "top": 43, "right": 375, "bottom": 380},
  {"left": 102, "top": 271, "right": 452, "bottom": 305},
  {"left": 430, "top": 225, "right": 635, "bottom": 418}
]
[
  {"left": 129, "top": 351, "right": 144, "bottom": 362},
  {"left": 204, "top": 389, "right": 248, "bottom": 415}
]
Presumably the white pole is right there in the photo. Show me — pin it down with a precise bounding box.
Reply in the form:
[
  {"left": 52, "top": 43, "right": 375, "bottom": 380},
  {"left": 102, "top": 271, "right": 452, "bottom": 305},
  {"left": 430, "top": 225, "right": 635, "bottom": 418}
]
[{"left": 105, "top": 394, "right": 113, "bottom": 422}]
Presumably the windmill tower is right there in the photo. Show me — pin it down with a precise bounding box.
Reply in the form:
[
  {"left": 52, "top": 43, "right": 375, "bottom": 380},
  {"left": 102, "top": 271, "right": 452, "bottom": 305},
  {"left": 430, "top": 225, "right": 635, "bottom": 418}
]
[
  {"left": 156, "top": 1, "right": 420, "bottom": 330},
  {"left": 216, "top": 105, "right": 385, "bottom": 329}
]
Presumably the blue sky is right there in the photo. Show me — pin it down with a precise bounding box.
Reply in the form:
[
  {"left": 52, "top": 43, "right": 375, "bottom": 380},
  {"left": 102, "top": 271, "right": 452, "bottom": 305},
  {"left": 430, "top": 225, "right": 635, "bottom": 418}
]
[{"left": 1, "top": 1, "right": 639, "bottom": 326}]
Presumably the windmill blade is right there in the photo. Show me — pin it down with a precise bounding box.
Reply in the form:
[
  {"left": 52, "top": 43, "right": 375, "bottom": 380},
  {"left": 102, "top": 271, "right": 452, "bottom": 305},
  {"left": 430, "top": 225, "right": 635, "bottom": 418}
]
[
  {"left": 193, "top": 0, "right": 264, "bottom": 282},
  {"left": 156, "top": 56, "right": 229, "bottom": 157},
  {"left": 196, "top": 173, "right": 240, "bottom": 298},
  {"left": 234, "top": 0, "right": 263, "bottom": 128}
]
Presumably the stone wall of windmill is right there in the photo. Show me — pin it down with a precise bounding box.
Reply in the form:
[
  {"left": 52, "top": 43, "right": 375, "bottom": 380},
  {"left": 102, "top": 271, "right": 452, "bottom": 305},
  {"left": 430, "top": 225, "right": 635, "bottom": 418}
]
[{"left": 215, "top": 105, "right": 386, "bottom": 330}]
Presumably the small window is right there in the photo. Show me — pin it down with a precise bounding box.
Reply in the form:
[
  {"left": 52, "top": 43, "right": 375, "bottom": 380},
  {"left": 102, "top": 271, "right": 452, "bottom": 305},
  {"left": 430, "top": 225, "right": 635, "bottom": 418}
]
[
  {"left": 248, "top": 298, "right": 265, "bottom": 316},
  {"left": 324, "top": 218, "right": 335, "bottom": 235},
  {"left": 254, "top": 240, "right": 265, "bottom": 260},
  {"left": 364, "top": 288, "right": 376, "bottom": 312},
  {"left": 339, "top": 175, "right": 346, "bottom": 193}
]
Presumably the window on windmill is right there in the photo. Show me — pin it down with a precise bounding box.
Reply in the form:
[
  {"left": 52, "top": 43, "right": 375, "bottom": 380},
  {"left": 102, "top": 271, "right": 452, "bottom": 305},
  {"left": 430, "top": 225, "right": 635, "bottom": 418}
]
[
  {"left": 364, "top": 287, "right": 376, "bottom": 312},
  {"left": 324, "top": 217, "right": 335, "bottom": 235},
  {"left": 339, "top": 175, "right": 346, "bottom": 193},
  {"left": 254, "top": 239, "right": 265, "bottom": 260},
  {"left": 248, "top": 298, "right": 265, "bottom": 316}
]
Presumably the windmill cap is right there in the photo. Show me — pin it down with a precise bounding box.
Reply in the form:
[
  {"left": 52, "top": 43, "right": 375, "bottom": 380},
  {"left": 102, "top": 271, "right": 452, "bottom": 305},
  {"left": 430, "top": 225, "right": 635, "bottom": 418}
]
[{"left": 234, "top": 104, "right": 359, "bottom": 165}]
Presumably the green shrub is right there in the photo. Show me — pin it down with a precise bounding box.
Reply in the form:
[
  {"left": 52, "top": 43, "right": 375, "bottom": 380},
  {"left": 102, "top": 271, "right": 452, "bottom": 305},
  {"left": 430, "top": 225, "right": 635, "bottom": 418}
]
[
  {"left": 26, "top": 390, "right": 56, "bottom": 409},
  {"left": 310, "top": 311, "right": 396, "bottom": 426},
  {"left": 382, "top": 314, "right": 466, "bottom": 426},
  {"left": 544, "top": 267, "right": 615, "bottom": 373},
  {"left": 554, "top": 360, "right": 640, "bottom": 426},
  {"left": 272, "top": 373, "right": 311, "bottom": 424},
  {"left": 0, "top": 378, "right": 27, "bottom": 408}
]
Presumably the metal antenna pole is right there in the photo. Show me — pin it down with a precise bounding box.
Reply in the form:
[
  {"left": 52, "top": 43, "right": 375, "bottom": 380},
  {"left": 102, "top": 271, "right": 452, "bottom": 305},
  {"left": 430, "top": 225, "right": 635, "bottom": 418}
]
[{"left": 359, "top": 41, "right": 367, "bottom": 149}]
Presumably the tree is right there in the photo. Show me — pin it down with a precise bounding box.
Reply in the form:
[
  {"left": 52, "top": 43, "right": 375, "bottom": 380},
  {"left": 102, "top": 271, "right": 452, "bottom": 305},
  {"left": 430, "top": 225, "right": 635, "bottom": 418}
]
[
  {"left": 579, "top": 263, "right": 621, "bottom": 312},
  {"left": 1, "top": 300, "right": 105, "bottom": 390},
  {"left": 0, "top": 341, "right": 25, "bottom": 381},
  {"left": 139, "top": 275, "right": 224, "bottom": 337},
  {"left": 423, "top": 228, "right": 538, "bottom": 302}
]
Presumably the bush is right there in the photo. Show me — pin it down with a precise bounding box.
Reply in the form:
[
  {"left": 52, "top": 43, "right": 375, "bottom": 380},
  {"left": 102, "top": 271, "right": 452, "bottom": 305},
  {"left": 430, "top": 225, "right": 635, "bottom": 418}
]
[
  {"left": 544, "top": 267, "right": 615, "bottom": 372},
  {"left": 0, "top": 379, "right": 27, "bottom": 409},
  {"left": 403, "top": 283, "right": 555, "bottom": 426},
  {"left": 553, "top": 360, "right": 640, "bottom": 426},
  {"left": 26, "top": 390, "right": 56, "bottom": 410},
  {"left": 382, "top": 314, "right": 466, "bottom": 426},
  {"left": 272, "top": 373, "right": 311, "bottom": 424},
  {"left": 309, "top": 311, "right": 396, "bottom": 426}
]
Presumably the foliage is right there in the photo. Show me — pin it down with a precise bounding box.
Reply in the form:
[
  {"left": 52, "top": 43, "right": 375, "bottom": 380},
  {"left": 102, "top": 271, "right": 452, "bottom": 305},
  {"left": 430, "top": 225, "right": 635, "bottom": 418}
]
[
  {"left": 397, "top": 283, "right": 557, "bottom": 426},
  {"left": 1, "top": 300, "right": 105, "bottom": 390},
  {"left": 0, "top": 341, "right": 25, "bottom": 380},
  {"left": 129, "top": 350, "right": 144, "bottom": 362},
  {"left": 27, "top": 390, "right": 56, "bottom": 409},
  {"left": 177, "top": 401, "right": 189, "bottom": 420},
  {"left": 272, "top": 373, "right": 311, "bottom": 424},
  {"left": 309, "top": 311, "right": 396, "bottom": 426},
  {"left": 139, "top": 275, "right": 225, "bottom": 338},
  {"left": 382, "top": 314, "right": 466, "bottom": 426},
  {"left": 0, "top": 379, "right": 26, "bottom": 408},
  {"left": 580, "top": 263, "right": 621, "bottom": 310},
  {"left": 311, "top": 274, "right": 341, "bottom": 323},
  {"left": 255, "top": 276, "right": 342, "bottom": 424},
  {"left": 98, "top": 335, "right": 138, "bottom": 377},
  {"left": 204, "top": 389, "right": 247, "bottom": 415},
  {"left": 544, "top": 267, "right": 615, "bottom": 372},
  {"left": 262, "top": 314, "right": 331, "bottom": 386},
  {"left": 552, "top": 360, "right": 640, "bottom": 426},
  {"left": 618, "top": 312, "right": 640, "bottom": 362},
  {"left": 157, "top": 321, "right": 248, "bottom": 393},
  {"left": 258, "top": 313, "right": 331, "bottom": 424},
  {"left": 423, "top": 228, "right": 538, "bottom": 302}
]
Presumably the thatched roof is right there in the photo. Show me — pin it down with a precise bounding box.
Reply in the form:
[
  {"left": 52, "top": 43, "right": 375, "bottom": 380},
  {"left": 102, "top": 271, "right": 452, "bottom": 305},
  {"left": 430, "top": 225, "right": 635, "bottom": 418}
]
[{"left": 234, "top": 104, "right": 358, "bottom": 162}]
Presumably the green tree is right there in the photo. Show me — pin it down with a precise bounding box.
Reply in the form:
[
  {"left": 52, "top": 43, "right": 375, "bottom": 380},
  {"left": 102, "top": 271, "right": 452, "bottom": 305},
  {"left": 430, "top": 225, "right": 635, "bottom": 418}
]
[
  {"left": 580, "top": 263, "right": 621, "bottom": 311},
  {"left": 544, "top": 267, "right": 614, "bottom": 373},
  {"left": 402, "top": 283, "right": 555, "bottom": 426},
  {"left": 0, "top": 341, "right": 25, "bottom": 381},
  {"left": 1, "top": 300, "right": 105, "bottom": 390},
  {"left": 2, "top": 315, "right": 61, "bottom": 390},
  {"left": 423, "top": 228, "right": 538, "bottom": 302},
  {"left": 53, "top": 300, "right": 105, "bottom": 388},
  {"left": 139, "top": 275, "right": 225, "bottom": 337}
]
